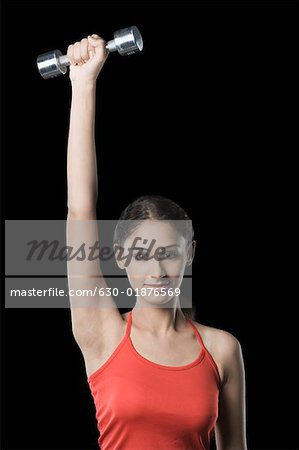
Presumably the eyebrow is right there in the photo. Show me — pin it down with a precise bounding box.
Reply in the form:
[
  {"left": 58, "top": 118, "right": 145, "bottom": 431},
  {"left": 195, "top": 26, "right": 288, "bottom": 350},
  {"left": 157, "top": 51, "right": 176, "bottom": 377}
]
[{"left": 130, "top": 245, "right": 179, "bottom": 250}]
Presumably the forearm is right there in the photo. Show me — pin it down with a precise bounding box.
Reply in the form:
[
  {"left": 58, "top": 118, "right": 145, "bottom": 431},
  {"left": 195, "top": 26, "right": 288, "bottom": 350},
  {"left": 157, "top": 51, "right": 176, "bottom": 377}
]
[{"left": 67, "top": 81, "right": 98, "bottom": 215}]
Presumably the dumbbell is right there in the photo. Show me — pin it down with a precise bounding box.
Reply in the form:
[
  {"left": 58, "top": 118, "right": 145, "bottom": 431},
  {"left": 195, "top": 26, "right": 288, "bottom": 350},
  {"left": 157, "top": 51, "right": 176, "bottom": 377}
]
[{"left": 37, "top": 25, "right": 143, "bottom": 79}]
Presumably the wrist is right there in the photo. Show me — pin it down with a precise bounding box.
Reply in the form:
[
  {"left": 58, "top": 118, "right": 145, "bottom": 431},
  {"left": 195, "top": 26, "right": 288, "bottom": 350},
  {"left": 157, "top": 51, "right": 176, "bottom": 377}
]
[{"left": 71, "top": 79, "right": 97, "bottom": 91}]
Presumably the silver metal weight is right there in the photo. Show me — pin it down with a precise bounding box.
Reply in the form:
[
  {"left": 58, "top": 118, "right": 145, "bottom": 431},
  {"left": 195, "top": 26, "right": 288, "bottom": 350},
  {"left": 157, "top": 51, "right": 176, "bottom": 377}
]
[{"left": 37, "top": 25, "right": 143, "bottom": 79}]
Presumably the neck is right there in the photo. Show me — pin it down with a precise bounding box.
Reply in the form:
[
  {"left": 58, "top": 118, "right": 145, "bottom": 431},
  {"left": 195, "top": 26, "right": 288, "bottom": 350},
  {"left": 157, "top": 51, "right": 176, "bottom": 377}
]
[{"left": 132, "top": 298, "right": 187, "bottom": 336}]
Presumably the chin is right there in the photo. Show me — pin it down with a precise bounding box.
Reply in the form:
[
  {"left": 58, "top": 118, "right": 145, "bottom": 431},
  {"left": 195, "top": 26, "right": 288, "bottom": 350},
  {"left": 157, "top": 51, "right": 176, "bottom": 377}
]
[{"left": 140, "top": 295, "right": 176, "bottom": 305}]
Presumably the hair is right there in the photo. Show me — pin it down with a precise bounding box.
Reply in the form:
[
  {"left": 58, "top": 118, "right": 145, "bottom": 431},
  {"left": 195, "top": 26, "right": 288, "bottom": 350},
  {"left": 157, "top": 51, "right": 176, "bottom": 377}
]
[{"left": 114, "top": 195, "right": 196, "bottom": 321}]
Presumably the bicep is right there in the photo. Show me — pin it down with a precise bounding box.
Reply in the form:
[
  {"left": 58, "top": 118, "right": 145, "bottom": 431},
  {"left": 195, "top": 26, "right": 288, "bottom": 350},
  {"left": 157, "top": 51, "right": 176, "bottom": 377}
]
[{"left": 215, "top": 339, "right": 247, "bottom": 450}]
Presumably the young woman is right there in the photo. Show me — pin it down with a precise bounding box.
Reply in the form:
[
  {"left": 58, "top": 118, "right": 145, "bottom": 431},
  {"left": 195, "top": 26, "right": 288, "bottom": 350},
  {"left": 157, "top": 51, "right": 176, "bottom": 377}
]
[{"left": 66, "top": 33, "right": 247, "bottom": 450}]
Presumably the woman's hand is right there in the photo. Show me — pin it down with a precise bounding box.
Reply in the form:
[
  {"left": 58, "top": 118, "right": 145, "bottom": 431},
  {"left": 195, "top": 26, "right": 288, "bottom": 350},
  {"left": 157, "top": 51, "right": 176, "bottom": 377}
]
[{"left": 67, "top": 34, "right": 109, "bottom": 84}]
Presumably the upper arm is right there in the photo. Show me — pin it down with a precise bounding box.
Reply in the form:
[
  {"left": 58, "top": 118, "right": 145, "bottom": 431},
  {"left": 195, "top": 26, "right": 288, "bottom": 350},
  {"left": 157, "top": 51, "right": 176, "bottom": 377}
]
[
  {"left": 215, "top": 335, "right": 247, "bottom": 450},
  {"left": 66, "top": 211, "right": 124, "bottom": 350}
]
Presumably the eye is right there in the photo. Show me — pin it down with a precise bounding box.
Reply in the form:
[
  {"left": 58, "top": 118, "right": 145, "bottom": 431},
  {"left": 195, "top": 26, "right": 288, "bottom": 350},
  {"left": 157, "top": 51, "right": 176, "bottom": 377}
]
[
  {"left": 134, "top": 250, "right": 148, "bottom": 261},
  {"left": 159, "top": 252, "right": 178, "bottom": 260},
  {"left": 135, "top": 254, "right": 144, "bottom": 261}
]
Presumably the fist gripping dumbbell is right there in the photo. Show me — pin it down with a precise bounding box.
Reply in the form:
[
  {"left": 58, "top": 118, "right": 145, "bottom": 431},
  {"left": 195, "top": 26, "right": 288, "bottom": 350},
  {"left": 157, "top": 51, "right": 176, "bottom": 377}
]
[{"left": 37, "top": 25, "right": 143, "bottom": 79}]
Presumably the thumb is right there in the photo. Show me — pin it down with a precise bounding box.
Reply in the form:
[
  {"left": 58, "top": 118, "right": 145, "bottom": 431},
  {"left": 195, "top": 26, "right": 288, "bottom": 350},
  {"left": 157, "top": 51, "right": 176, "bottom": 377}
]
[
  {"left": 87, "top": 34, "right": 105, "bottom": 47},
  {"left": 87, "top": 35, "right": 109, "bottom": 62}
]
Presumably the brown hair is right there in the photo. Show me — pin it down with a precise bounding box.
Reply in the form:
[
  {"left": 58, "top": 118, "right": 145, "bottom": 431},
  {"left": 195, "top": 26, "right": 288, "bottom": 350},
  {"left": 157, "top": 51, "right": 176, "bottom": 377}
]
[{"left": 114, "top": 195, "right": 196, "bottom": 321}]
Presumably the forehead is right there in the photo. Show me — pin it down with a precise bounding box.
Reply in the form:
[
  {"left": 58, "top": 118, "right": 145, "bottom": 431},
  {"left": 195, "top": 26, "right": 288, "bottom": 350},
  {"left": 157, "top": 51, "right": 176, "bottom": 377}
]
[{"left": 125, "top": 220, "right": 184, "bottom": 246}]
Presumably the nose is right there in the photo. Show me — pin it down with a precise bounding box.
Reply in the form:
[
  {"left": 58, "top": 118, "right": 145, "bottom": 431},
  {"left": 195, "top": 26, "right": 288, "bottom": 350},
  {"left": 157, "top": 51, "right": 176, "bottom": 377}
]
[{"left": 146, "top": 258, "right": 167, "bottom": 278}]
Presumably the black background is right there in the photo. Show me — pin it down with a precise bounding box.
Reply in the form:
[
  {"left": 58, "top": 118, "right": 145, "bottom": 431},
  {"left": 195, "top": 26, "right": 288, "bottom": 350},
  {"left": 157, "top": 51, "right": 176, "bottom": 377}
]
[{"left": 1, "top": 1, "right": 297, "bottom": 449}]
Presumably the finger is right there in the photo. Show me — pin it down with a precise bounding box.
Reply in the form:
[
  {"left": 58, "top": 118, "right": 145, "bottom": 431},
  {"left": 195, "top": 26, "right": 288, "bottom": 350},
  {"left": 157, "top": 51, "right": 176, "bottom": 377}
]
[
  {"left": 87, "top": 36, "right": 95, "bottom": 58},
  {"left": 80, "top": 38, "right": 89, "bottom": 62},
  {"left": 73, "top": 42, "right": 83, "bottom": 64},
  {"left": 88, "top": 46, "right": 95, "bottom": 59},
  {"left": 67, "top": 44, "right": 75, "bottom": 66}
]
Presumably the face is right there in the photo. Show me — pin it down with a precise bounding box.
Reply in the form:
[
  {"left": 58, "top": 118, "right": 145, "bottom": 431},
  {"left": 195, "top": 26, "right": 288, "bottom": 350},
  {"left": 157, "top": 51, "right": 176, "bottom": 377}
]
[{"left": 115, "top": 220, "right": 194, "bottom": 307}]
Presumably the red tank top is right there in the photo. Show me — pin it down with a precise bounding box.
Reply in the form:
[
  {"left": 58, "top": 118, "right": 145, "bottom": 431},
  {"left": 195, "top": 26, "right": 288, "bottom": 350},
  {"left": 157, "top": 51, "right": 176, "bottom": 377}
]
[{"left": 87, "top": 310, "right": 221, "bottom": 450}]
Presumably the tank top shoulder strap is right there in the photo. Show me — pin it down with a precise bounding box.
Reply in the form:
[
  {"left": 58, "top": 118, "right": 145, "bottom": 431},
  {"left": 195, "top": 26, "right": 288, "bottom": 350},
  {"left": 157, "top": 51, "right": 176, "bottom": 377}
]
[
  {"left": 187, "top": 318, "right": 222, "bottom": 387},
  {"left": 186, "top": 318, "right": 206, "bottom": 350},
  {"left": 125, "top": 310, "right": 133, "bottom": 337}
]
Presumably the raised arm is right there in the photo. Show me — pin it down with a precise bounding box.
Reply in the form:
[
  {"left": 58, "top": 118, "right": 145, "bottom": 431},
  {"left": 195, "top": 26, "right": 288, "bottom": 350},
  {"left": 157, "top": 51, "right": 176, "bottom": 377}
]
[
  {"left": 66, "top": 34, "right": 104, "bottom": 216},
  {"left": 66, "top": 34, "right": 124, "bottom": 353}
]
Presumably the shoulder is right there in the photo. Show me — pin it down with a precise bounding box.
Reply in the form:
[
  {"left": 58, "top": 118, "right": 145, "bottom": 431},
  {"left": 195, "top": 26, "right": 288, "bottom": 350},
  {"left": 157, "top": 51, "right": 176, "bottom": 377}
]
[
  {"left": 191, "top": 320, "right": 241, "bottom": 353},
  {"left": 190, "top": 320, "right": 242, "bottom": 384}
]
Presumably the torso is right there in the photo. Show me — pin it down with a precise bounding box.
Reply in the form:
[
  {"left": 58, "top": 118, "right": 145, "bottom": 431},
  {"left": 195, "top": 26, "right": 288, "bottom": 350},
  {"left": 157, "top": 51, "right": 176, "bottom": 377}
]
[{"left": 83, "top": 311, "right": 225, "bottom": 384}]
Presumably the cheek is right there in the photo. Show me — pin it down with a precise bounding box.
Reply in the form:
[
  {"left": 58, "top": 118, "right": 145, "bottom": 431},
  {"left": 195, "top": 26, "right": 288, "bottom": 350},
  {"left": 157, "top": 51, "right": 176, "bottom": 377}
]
[
  {"left": 163, "top": 259, "right": 186, "bottom": 273},
  {"left": 125, "top": 263, "right": 146, "bottom": 281},
  {"left": 126, "top": 260, "right": 186, "bottom": 279}
]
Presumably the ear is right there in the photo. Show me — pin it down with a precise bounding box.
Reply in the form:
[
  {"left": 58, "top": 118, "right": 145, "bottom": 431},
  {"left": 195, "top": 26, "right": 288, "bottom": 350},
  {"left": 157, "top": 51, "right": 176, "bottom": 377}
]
[
  {"left": 186, "top": 240, "right": 196, "bottom": 266},
  {"left": 113, "top": 243, "right": 126, "bottom": 270}
]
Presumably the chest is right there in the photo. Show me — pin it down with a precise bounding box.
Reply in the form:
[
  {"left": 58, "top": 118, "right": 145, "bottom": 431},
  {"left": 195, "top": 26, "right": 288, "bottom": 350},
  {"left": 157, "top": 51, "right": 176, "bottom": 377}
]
[
  {"left": 129, "top": 328, "right": 202, "bottom": 366},
  {"left": 91, "top": 360, "right": 219, "bottom": 437}
]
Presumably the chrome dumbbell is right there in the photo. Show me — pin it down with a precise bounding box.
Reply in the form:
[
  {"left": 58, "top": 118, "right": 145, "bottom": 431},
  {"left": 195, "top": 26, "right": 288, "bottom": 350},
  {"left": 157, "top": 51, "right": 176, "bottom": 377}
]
[{"left": 37, "top": 25, "right": 143, "bottom": 79}]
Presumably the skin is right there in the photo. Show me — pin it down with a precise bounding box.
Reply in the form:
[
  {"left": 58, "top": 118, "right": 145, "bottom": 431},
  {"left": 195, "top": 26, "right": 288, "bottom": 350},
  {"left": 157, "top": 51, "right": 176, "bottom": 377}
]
[
  {"left": 65, "top": 34, "right": 247, "bottom": 450},
  {"left": 115, "top": 219, "right": 195, "bottom": 335}
]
